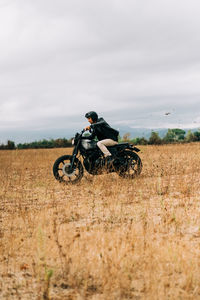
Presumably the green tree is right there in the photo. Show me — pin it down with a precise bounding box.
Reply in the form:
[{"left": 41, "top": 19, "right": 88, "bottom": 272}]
[
  {"left": 185, "top": 130, "right": 195, "bottom": 142},
  {"left": 163, "top": 128, "right": 185, "bottom": 143},
  {"left": 132, "top": 137, "right": 148, "bottom": 145},
  {"left": 163, "top": 129, "right": 175, "bottom": 143},
  {"left": 148, "top": 131, "right": 162, "bottom": 145},
  {"left": 7, "top": 140, "right": 16, "bottom": 150},
  {"left": 193, "top": 131, "right": 200, "bottom": 141},
  {"left": 173, "top": 129, "right": 186, "bottom": 141}
]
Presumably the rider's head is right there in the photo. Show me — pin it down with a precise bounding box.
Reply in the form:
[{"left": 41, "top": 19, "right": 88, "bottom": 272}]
[{"left": 85, "top": 111, "right": 98, "bottom": 124}]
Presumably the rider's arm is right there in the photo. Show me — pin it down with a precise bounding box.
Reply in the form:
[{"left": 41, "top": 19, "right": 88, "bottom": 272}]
[
  {"left": 90, "top": 118, "right": 106, "bottom": 128},
  {"left": 82, "top": 129, "right": 96, "bottom": 140}
]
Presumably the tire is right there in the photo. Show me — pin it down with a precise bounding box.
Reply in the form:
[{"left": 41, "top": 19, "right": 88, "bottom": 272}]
[
  {"left": 118, "top": 150, "right": 142, "bottom": 179},
  {"left": 53, "top": 155, "right": 84, "bottom": 184}
]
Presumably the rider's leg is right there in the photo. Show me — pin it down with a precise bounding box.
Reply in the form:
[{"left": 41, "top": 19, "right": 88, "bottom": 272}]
[{"left": 97, "top": 139, "right": 118, "bottom": 157}]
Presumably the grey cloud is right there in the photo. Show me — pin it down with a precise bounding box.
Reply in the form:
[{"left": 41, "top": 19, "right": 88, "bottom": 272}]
[{"left": 0, "top": 0, "right": 200, "bottom": 141}]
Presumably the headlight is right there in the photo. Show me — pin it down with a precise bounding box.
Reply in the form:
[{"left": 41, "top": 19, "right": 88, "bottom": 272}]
[{"left": 72, "top": 139, "right": 75, "bottom": 145}]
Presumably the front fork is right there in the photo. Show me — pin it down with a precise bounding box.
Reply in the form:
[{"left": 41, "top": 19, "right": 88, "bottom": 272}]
[
  {"left": 70, "top": 143, "right": 79, "bottom": 171},
  {"left": 70, "top": 154, "right": 77, "bottom": 170}
]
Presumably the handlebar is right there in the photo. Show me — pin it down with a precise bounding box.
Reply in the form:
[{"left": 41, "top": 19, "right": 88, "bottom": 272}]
[
  {"left": 81, "top": 127, "right": 92, "bottom": 134},
  {"left": 81, "top": 129, "right": 86, "bottom": 134}
]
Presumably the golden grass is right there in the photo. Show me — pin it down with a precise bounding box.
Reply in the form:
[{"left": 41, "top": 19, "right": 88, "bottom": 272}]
[{"left": 0, "top": 143, "right": 200, "bottom": 299}]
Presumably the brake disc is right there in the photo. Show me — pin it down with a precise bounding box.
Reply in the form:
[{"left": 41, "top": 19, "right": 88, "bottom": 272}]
[{"left": 62, "top": 163, "right": 76, "bottom": 177}]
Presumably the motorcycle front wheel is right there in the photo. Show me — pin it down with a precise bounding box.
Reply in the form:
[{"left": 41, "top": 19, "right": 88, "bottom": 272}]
[
  {"left": 118, "top": 150, "right": 142, "bottom": 179},
  {"left": 53, "top": 155, "right": 84, "bottom": 184}
]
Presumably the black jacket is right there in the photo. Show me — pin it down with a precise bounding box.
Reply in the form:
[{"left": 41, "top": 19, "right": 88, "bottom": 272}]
[{"left": 87, "top": 118, "right": 119, "bottom": 142}]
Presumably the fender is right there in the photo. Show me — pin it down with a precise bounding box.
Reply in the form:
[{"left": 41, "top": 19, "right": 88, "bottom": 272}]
[{"left": 127, "top": 144, "right": 141, "bottom": 152}]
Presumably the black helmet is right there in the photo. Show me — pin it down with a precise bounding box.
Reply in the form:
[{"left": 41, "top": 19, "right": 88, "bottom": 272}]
[{"left": 85, "top": 111, "right": 98, "bottom": 122}]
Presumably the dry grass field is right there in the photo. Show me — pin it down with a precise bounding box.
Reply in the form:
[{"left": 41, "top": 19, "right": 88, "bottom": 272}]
[{"left": 0, "top": 143, "right": 200, "bottom": 299}]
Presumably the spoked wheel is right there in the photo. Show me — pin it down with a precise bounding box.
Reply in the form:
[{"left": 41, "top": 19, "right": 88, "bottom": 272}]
[
  {"left": 118, "top": 150, "right": 142, "bottom": 179},
  {"left": 53, "top": 155, "right": 84, "bottom": 184}
]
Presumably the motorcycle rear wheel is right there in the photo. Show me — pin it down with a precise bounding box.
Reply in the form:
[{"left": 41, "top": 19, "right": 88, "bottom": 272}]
[
  {"left": 118, "top": 150, "right": 142, "bottom": 179},
  {"left": 53, "top": 155, "right": 83, "bottom": 184}
]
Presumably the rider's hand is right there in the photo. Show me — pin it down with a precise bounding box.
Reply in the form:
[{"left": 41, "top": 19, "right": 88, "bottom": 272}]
[{"left": 85, "top": 125, "right": 91, "bottom": 131}]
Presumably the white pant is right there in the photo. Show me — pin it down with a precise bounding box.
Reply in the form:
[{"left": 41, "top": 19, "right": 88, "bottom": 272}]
[{"left": 97, "top": 139, "right": 118, "bottom": 157}]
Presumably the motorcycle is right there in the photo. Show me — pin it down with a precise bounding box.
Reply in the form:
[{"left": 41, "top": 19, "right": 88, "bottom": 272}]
[{"left": 53, "top": 129, "right": 142, "bottom": 184}]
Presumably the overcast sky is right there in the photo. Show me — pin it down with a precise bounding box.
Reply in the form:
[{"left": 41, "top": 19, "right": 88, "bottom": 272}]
[{"left": 0, "top": 0, "right": 200, "bottom": 142}]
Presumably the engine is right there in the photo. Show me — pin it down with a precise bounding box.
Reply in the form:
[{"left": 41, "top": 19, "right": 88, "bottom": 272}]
[{"left": 83, "top": 155, "right": 104, "bottom": 175}]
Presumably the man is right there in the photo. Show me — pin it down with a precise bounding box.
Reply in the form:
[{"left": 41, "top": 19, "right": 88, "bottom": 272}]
[{"left": 84, "top": 111, "right": 119, "bottom": 163}]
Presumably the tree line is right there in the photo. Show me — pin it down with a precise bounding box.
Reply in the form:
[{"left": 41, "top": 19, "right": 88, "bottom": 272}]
[
  {"left": 0, "top": 138, "right": 72, "bottom": 150},
  {"left": 1, "top": 128, "right": 200, "bottom": 150},
  {"left": 121, "top": 128, "right": 200, "bottom": 145}
]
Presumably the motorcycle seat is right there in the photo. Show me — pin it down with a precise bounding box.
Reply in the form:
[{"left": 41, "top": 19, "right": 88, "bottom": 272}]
[{"left": 108, "top": 142, "right": 129, "bottom": 148}]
